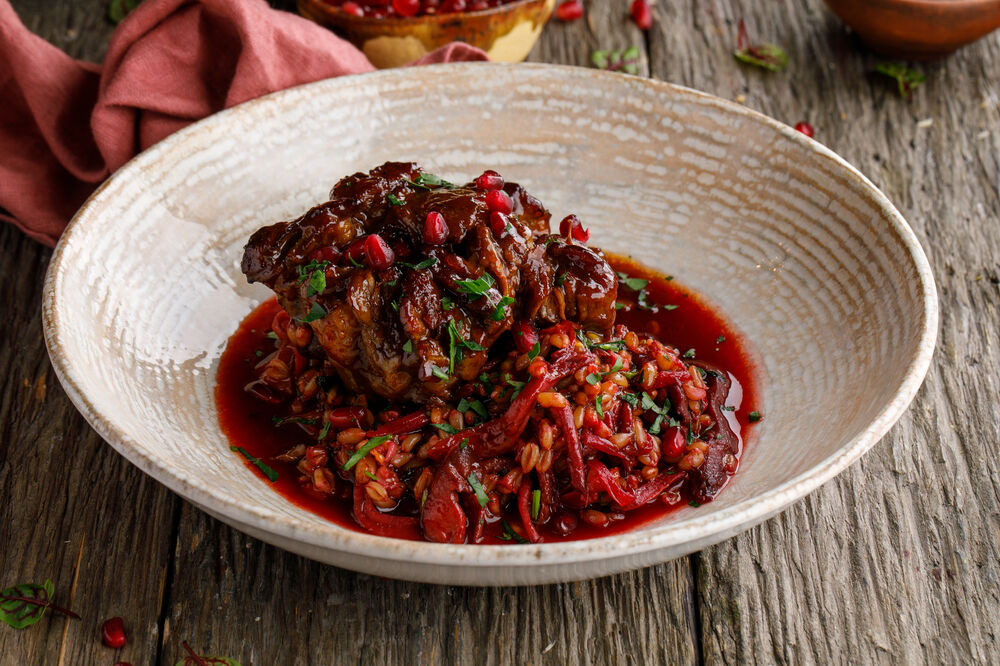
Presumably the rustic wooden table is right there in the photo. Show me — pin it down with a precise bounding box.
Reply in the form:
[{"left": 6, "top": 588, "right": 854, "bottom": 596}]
[{"left": 3, "top": 1, "right": 999, "bottom": 664}]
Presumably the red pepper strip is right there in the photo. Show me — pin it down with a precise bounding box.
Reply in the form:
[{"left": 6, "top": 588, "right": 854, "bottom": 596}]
[
  {"left": 517, "top": 480, "right": 541, "bottom": 543},
  {"left": 626, "top": 471, "right": 685, "bottom": 508},
  {"left": 585, "top": 459, "right": 637, "bottom": 508},
  {"left": 352, "top": 485, "right": 418, "bottom": 534},
  {"left": 554, "top": 403, "right": 587, "bottom": 496},
  {"left": 369, "top": 410, "right": 430, "bottom": 436},
  {"left": 581, "top": 430, "right": 631, "bottom": 461},
  {"left": 651, "top": 369, "right": 689, "bottom": 390},
  {"left": 419, "top": 454, "right": 472, "bottom": 544}
]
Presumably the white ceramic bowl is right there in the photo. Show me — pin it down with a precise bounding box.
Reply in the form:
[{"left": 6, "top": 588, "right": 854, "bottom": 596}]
[{"left": 43, "top": 63, "right": 937, "bottom": 586}]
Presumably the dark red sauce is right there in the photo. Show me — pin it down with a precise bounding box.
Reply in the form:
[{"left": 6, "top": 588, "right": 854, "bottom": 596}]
[{"left": 216, "top": 254, "right": 762, "bottom": 543}]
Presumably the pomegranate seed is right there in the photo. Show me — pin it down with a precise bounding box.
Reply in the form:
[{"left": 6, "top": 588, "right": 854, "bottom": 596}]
[
  {"left": 553, "top": 511, "right": 579, "bottom": 535},
  {"left": 363, "top": 233, "right": 395, "bottom": 270},
  {"left": 663, "top": 426, "right": 686, "bottom": 460},
  {"left": 474, "top": 169, "right": 504, "bottom": 190},
  {"left": 794, "top": 121, "right": 814, "bottom": 138},
  {"left": 440, "top": 0, "right": 466, "bottom": 11},
  {"left": 423, "top": 211, "right": 449, "bottom": 244},
  {"left": 485, "top": 189, "right": 513, "bottom": 214},
  {"left": 345, "top": 237, "right": 367, "bottom": 265},
  {"left": 326, "top": 406, "right": 369, "bottom": 429},
  {"left": 309, "top": 245, "right": 341, "bottom": 263},
  {"left": 101, "top": 617, "right": 126, "bottom": 649},
  {"left": 392, "top": 0, "right": 420, "bottom": 16},
  {"left": 559, "top": 214, "right": 590, "bottom": 243},
  {"left": 490, "top": 211, "right": 510, "bottom": 236},
  {"left": 340, "top": 1, "right": 365, "bottom": 16},
  {"left": 554, "top": 0, "right": 583, "bottom": 21},
  {"left": 511, "top": 321, "right": 538, "bottom": 353},
  {"left": 630, "top": 0, "right": 651, "bottom": 30}
]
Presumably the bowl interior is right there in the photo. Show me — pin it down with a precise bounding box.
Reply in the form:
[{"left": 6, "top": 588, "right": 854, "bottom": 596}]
[{"left": 44, "top": 63, "right": 935, "bottom": 583}]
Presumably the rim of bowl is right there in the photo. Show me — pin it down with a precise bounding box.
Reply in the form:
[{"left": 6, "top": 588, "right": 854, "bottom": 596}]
[
  {"left": 302, "top": 0, "right": 544, "bottom": 25},
  {"left": 42, "top": 62, "right": 939, "bottom": 571}
]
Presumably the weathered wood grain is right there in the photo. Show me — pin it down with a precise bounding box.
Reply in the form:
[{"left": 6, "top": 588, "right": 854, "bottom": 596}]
[
  {"left": 2, "top": 0, "right": 999, "bottom": 664},
  {"left": 645, "top": 2, "right": 1000, "bottom": 664}
]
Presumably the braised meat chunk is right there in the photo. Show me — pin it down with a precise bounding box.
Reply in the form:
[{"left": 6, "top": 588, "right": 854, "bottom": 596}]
[{"left": 241, "top": 162, "right": 618, "bottom": 403}]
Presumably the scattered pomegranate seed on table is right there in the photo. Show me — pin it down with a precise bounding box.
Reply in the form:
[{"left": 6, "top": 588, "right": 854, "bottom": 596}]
[
  {"left": 554, "top": 0, "right": 584, "bottom": 21},
  {"left": 630, "top": 0, "right": 652, "bottom": 30},
  {"left": 423, "top": 211, "right": 449, "bottom": 244},
  {"left": 794, "top": 121, "right": 814, "bottom": 138},
  {"left": 101, "top": 617, "right": 126, "bottom": 649},
  {"left": 113, "top": 662, "right": 134, "bottom": 666}
]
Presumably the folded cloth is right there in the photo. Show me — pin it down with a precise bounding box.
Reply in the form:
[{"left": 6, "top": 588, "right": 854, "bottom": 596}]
[{"left": 0, "top": 0, "right": 487, "bottom": 246}]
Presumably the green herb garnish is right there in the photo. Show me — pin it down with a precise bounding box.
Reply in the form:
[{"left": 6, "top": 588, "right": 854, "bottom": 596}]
[
  {"left": 499, "top": 520, "right": 530, "bottom": 543},
  {"left": 527, "top": 341, "right": 541, "bottom": 361},
  {"left": 459, "top": 438, "right": 469, "bottom": 450},
  {"left": 591, "top": 46, "right": 640, "bottom": 75},
  {"left": 467, "top": 473, "right": 489, "bottom": 508},
  {"left": 306, "top": 269, "right": 326, "bottom": 297},
  {"left": 585, "top": 372, "right": 601, "bottom": 386},
  {"left": 431, "top": 366, "right": 450, "bottom": 381},
  {"left": 0, "top": 580, "right": 79, "bottom": 629},
  {"left": 342, "top": 435, "right": 392, "bottom": 471},
  {"left": 301, "top": 302, "right": 326, "bottom": 323},
  {"left": 874, "top": 63, "right": 925, "bottom": 99},
  {"left": 616, "top": 272, "right": 649, "bottom": 291},
  {"left": 386, "top": 193, "right": 404, "bottom": 206},
  {"left": 271, "top": 416, "right": 318, "bottom": 427},
  {"left": 594, "top": 394, "right": 604, "bottom": 419},
  {"left": 400, "top": 257, "right": 438, "bottom": 270},
  {"left": 682, "top": 348, "right": 696, "bottom": 359},
  {"left": 441, "top": 296, "right": 456, "bottom": 311},
  {"left": 231, "top": 446, "right": 279, "bottom": 482},
  {"left": 748, "top": 411, "right": 762, "bottom": 423},
  {"left": 531, "top": 489, "right": 541, "bottom": 520},
  {"left": 733, "top": 20, "right": 788, "bottom": 72},
  {"left": 454, "top": 273, "right": 495, "bottom": 299},
  {"left": 431, "top": 422, "right": 460, "bottom": 435},
  {"left": 491, "top": 296, "right": 515, "bottom": 321},
  {"left": 317, "top": 420, "right": 331, "bottom": 441},
  {"left": 403, "top": 339, "right": 413, "bottom": 353}
]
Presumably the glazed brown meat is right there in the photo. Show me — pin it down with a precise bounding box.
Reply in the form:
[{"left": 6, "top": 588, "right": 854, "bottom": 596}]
[{"left": 241, "top": 162, "right": 617, "bottom": 403}]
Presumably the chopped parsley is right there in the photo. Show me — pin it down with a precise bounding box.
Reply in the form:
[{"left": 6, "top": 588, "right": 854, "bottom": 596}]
[
  {"left": 266, "top": 331, "right": 279, "bottom": 341},
  {"left": 365, "top": 471, "right": 378, "bottom": 481},
  {"left": 491, "top": 296, "right": 515, "bottom": 321},
  {"left": 716, "top": 335, "right": 726, "bottom": 344},
  {"left": 431, "top": 366, "right": 450, "bottom": 381},
  {"left": 400, "top": 257, "right": 438, "bottom": 270},
  {"left": 318, "top": 420, "right": 331, "bottom": 441},
  {"left": 441, "top": 296, "right": 456, "bottom": 311},
  {"left": 272, "top": 416, "right": 318, "bottom": 427},
  {"left": 479, "top": 372, "right": 494, "bottom": 394},
  {"left": 454, "top": 273, "right": 495, "bottom": 299},
  {"left": 620, "top": 392, "right": 639, "bottom": 407},
  {"left": 431, "top": 422, "right": 460, "bottom": 435},
  {"left": 585, "top": 372, "right": 601, "bottom": 386},
  {"left": 748, "top": 411, "right": 762, "bottom": 423},
  {"left": 594, "top": 394, "right": 604, "bottom": 418},
  {"left": 300, "top": 302, "right": 326, "bottom": 323},
  {"left": 402, "top": 339, "right": 413, "bottom": 353},
  {"left": 527, "top": 341, "right": 541, "bottom": 361},
  {"left": 306, "top": 269, "right": 326, "bottom": 297},
  {"left": 499, "top": 520, "right": 530, "bottom": 543},
  {"left": 689, "top": 499, "right": 701, "bottom": 508},
  {"left": 555, "top": 272, "right": 567, "bottom": 287},
  {"left": 406, "top": 172, "right": 455, "bottom": 189},
  {"left": 457, "top": 398, "right": 489, "bottom": 421},
  {"left": 467, "top": 472, "right": 489, "bottom": 508},
  {"left": 296, "top": 259, "right": 330, "bottom": 284},
  {"left": 720, "top": 405, "right": 736, "bottom": 412},
  {"left": 682, "top": 348, "right": 696, "bottom": 359},
  {"left": 386, "top": 193, "right": 404, "bottom": 206},
  {"left": 504, "top": 373, "right": 526, "bottom": 398},
  {"left": 459, "top": 438, "right": 469, "bottom": 450},
  {"left": 230, "top": 446, "right": 278, "bottom": 482},
  {"left": 616, "top": 272, "right": 649, "bottom": 291},
  {"left": 342, "top": 435, "right": 392, "bottom": 471},
  {"left": 447, "top": 319, "right": 485, "bottom": 373}
]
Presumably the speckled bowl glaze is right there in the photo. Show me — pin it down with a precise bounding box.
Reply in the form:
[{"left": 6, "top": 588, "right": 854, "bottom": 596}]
[
  {"left": 298, "top": 0, "right": 554, "bottom": 68},
  {"left": 43, "top": 63, "right": 937, "bottom": 586}
]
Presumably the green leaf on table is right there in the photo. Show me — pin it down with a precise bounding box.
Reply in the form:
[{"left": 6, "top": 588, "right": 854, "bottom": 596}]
[
  {"left": 733, "top": 19, "right": 787, "bottom": 72},
  {"left": 591, "top": 46, "right": 641, "bottom": 75},
  {"left": 0, "top": 580, "right": 79, "bottom": 629},
  {"left": 874, "top": 63, "right": 925, "bottom": 99}
]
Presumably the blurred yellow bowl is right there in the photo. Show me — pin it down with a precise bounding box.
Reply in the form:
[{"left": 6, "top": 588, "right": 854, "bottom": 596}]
[{"left": 298, "top": 0, "right": 555, "bottom": 68}]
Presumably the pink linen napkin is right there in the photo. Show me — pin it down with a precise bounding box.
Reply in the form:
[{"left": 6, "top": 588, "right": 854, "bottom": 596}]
[{"left": 0, "top": 0, "right": 487, "bottom": 246}]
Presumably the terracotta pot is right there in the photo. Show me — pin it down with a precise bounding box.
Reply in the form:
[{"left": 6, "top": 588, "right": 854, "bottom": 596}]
[
  {"left": 823, "top": 0, "right": 1000, "bottom": 59},
  {"left": 298, "top": 0, "right": 555, "bottom": 68}
]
